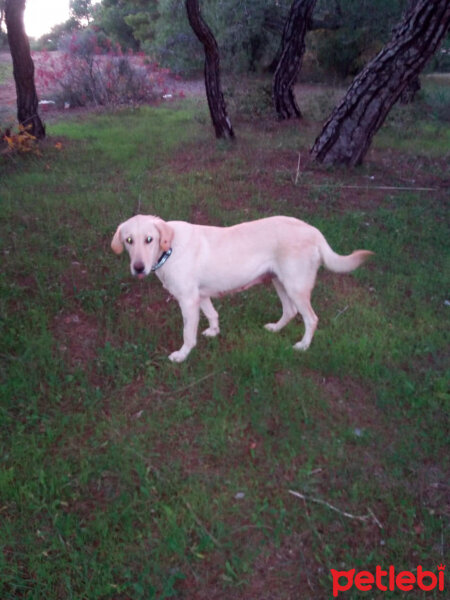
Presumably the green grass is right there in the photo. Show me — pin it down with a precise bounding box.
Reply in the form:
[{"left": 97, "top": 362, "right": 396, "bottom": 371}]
[
  {"left": 376, "top": 77, "right": 450, "bottom": 157},
  {"left": 0, "top": 61, "right": 12, "bottom": 85},
  {"left": 1, "top": 92, "right": 449, "bottom": 599}
]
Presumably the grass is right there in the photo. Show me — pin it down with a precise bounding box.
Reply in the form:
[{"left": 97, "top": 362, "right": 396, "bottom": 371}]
[
  {"left": 376, "top": 77, "right": 450, "bottom": 157},
  {"left": 1, "top": 84, "right": 449, "bottom": 599},
  {"left": 0, "top": 61, "right": 12, "bottom": 85}
]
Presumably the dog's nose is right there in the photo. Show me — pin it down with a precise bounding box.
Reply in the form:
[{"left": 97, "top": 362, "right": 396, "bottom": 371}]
[{"left": 133, "top": 261, "right": 145, "bottom": 274}]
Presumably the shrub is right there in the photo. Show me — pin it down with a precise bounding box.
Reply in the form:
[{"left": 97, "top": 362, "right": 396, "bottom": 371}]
[
  {"left": 423, "top": 80, "right": 450, "bottom": 123},
  {"left": 1, "top": 125, "right": 41, "bottom": 157},
  {"left": 224, "top": 78, "right": 273, "bottom": 120},
  {"left": 35, "top": 30, "right": 175, "bottom": 109}
]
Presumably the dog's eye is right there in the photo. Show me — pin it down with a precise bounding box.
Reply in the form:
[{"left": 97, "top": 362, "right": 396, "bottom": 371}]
[
  {"left": 126, "top": 236, "right": 133, "bottom": 245},
  {"left": 145, "top": 236, "right": 153, "bottom": 244}
]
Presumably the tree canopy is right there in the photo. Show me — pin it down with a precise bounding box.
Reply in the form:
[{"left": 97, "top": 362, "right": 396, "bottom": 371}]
[{"left": 29, "top": 0, "right": 433, "bottom": 80}]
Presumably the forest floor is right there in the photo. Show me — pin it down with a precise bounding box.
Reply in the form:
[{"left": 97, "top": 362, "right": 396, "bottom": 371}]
[{"left": 1, "top": 50, "right": 449, "bottom": 600}]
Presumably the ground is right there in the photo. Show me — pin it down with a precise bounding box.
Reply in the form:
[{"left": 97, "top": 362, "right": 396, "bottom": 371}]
[{"left": 1, "top": 50, "right": 448, "bottom": 599}]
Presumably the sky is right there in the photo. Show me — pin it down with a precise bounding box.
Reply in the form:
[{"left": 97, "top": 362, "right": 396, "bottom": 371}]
[
  {"left": 23, "top": 0, "right": 100, "bottom": 39},
  {"left": 24, "top": 1, "right": 71, "bottom": 38}
]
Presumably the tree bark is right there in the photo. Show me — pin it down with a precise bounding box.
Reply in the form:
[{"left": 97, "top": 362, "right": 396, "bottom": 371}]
[
  {"left": 310, "top": 0, "right": 450, "bottom": 166},
  {"left": 273, "top": 0, "right": 317, "bottom": 120},
  {"left": 399, "top": 1, "right": 422, "bottom": 104},
  {"left": 185, "top": 0, "right": 234, "bottom": 140},
  {"left": 5, "top": 0, "right": 45, "bottom": 139}
]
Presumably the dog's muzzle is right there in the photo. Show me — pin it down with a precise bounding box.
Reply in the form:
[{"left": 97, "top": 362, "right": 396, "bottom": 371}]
[{"left": 133, "top": 261, "right": 146, "bottom": 278}]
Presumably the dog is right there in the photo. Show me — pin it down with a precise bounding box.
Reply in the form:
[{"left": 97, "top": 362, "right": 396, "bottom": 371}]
[{"left": 111, "top": 214, "right": 373, "bottom": 362}]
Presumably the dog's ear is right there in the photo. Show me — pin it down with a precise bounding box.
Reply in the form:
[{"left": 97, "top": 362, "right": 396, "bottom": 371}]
[
  {"left": 111, "top": 224, "right": 124, "bottom": 254},
  {"left": 155, "top": 219, "right": 174, "bottom": 252}
]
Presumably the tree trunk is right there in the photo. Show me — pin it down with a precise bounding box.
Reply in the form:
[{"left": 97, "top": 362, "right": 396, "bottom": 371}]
[
  {"left": 310, "top": 0, "right": 450, "bottom": 166},
  {"left": 273, "top": 0, "right": 317, "bottom": 120},
  {"left": 5, "top": 0, "right": 45, "bottom": 139},
  {"left": 399, "top": 1, "right": 422, "bottom": 105},
  {"left": 185, "top": 0, "right": 234, "bottom": 140}
]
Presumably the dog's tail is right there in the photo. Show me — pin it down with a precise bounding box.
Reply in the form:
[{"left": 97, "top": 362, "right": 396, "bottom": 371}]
[{"left": 319, "top": 235, "right": 373, "bottom": 274}]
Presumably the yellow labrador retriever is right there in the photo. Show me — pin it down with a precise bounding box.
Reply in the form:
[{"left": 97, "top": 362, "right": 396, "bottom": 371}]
[{"left": 112, "top": 215, "right": 372, "bottom": 362}]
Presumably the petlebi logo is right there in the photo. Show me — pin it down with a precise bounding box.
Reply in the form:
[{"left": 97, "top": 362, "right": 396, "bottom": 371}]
[{"left": 330, "top": 564, "right": 445, "bottom": 597}]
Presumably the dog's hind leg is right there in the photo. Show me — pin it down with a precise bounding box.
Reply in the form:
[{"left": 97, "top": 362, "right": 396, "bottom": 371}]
[
  {"left": 274, "top": 252, "right": 320, "bottom": 351},
  {"left": 201, "top": 297, "right": 220, "bottom": 337},
  {"left": 264, "top": 278, "right": 298, "bottom": 332},
  {"left": 290, "top": 291, "right": 318, "bottom": 351}
]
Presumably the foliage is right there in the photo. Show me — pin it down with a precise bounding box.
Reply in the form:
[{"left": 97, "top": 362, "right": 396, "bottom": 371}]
[
  {"left": 0, "top": 124, "right": 41, "bottom": 156},
  {"left": 317, "top": 0, "right": 409, "bottom": 44},
  {"left": 32, "top": 19, "right": 79, "bottom": 51},
  {"left": 29, "top": 2, "right": 92, "bottom": 50},
  {"left": 425, "top": 78, "right": 450, "bottom": 122},
  {"left": 385, "top": 75, "right": 450, "bottom": 129},
  {"left": 34, "top": 31, "right": 174, "bottom": 108},
  {"left": 124, "top": 3, "right": 159, "bottom": 47},
  {"left": 93, "top": 0, "right": 158, "bottom": 51},
  {"left": 224, "top": 77, "right": 273, "bottom": 120},
  {"left": 150, "top": 0, "right": 292, "bottom": 75},
  {"left": 148, "top": 0, "right": 202, "bottom": 76},
  {"left": 70, "top": 0, "right": 94, "bottom": 25},
  {"left": 311, "top": 27, "right": 377, "bottom": 79},
  {"left": 429, "top": 35, "right": 450, "bottom": 73},
  {"left": 89, "top": 0, "right": 414, "bottom": 78},
  {"left": 27, "top": 0, "right": 445, "bottom": 79},
  {"left": 0, "top": 0, "right": 7, "bottom": 48},
  {"left": 312, "top": 0, "right": 409, "bottom": 78}
]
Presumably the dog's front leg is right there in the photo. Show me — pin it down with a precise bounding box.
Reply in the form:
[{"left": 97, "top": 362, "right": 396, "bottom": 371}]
[{"left": 168, "top": 296, "right": 200, "bottom": 362}]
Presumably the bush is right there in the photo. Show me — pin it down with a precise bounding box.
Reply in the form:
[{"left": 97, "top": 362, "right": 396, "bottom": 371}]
[
  {"left": 1, "top": 125, "right": 41, "bottom": 158},
  {"left": 312, "top": 28, "right": 381, "bottom": 80},
  {"left": 35, "top": 30, "right": 174, "bottom": 108},
  {"left": 384, "top": 78, "right": 450, "bottom": 138},
  {"left": 422, "top": 79, "right": 450, "bottom": 123},
  {"left": 224, "top": 78, "right": 273, "bottom": 119}
]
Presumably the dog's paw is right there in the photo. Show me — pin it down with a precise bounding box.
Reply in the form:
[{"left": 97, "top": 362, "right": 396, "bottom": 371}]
[
  {"left": 264, "top": 323, "right": 279, "bottom": 332},
  {"left": 293, "top": 340, "right": 310, "bottom": 351},
  {"left": 202, "top": 326, "right": 220, "bottom": 337},
  {"left": 168, "top": 350, "right": 188, "bottom": 362}
]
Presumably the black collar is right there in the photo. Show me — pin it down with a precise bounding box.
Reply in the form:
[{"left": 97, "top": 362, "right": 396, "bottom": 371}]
[{"left": 151, "top": 248, "right": 173, "bottom": 272}]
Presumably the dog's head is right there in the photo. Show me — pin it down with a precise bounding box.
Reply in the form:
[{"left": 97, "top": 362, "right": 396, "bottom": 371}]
[{"left": 111, "top": 215, "right": 174, "bottom": 278}]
